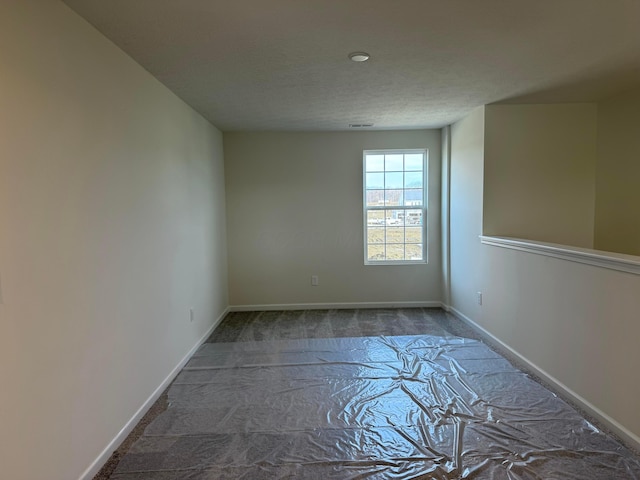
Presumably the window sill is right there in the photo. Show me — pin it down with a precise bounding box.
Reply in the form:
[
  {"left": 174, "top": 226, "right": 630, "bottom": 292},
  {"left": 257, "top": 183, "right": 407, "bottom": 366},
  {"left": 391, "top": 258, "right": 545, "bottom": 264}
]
[{"left": 365, "top": 260, "right": 427, "bottom": 266}]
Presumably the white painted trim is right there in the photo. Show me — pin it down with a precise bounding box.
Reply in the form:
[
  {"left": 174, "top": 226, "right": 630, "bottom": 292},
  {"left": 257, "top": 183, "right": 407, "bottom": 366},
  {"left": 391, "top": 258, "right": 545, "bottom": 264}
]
[
  {"left": 229, "top": 301, "right": 443, "bottom": 312},
  {"left": 445, "top": 304, "right": 640, "bottom": 451},
  {"left": 480, "top": 235, "right": 640, "bottom": 276},
  {"left": 78, "top": 307, "right": 230, "bottom": 480}
]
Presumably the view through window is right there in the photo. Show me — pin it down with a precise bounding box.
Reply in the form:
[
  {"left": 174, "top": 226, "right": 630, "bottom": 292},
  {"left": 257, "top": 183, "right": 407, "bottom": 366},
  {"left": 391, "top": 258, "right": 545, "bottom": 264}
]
[{"left": 363, "top": 149, "right": 427, "bottom": 264}]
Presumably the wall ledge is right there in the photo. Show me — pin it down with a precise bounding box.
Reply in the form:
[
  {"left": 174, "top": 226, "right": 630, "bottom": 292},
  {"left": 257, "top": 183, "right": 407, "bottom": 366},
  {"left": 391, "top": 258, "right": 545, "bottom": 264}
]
[{"left": 480, "top": 236, "right": 640, "bottom": 275}]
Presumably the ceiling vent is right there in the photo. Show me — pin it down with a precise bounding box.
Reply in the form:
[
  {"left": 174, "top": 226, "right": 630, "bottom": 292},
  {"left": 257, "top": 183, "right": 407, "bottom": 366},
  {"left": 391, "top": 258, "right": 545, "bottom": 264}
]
[{"left": 349, "top": 123, "right": 374, "bottom": 128}]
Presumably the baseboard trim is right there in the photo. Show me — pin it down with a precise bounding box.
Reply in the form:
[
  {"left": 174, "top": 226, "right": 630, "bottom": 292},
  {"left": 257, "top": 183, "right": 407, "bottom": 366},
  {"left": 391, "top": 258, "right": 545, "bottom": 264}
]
[
  {"left": 229, "top": 301, "right": 443, "bottom": 312},
  {"left": 445, "top": 304, "right": 640, "bottom": 451},
  {"left": 78, "top": 306, "right": 230, "bottom": 480}
]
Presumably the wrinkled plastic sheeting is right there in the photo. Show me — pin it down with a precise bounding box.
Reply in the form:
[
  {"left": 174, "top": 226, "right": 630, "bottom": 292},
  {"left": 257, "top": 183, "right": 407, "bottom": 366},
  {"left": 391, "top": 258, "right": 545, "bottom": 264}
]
[{"left": 112, "top": 335, "right": 640, "bottom": 479}]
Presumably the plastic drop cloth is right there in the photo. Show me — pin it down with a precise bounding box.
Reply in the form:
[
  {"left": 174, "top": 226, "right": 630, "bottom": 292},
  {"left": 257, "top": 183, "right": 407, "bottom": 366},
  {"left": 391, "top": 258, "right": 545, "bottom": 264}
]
[{"left": 111, "top": 335, "right": 640, "bottom": 479}]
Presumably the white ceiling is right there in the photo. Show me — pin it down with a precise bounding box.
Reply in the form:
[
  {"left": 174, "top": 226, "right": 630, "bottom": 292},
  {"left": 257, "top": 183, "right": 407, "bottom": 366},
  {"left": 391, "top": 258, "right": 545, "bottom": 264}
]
[{"left": 62, "top": 0, "right": 640, "bottom": 131}]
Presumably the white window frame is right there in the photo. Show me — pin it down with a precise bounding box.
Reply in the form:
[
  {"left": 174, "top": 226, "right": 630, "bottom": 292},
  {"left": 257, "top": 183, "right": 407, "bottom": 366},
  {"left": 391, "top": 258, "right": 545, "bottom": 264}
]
[{"left": 363, "top": 149, "right": 428, "bottom": 265}]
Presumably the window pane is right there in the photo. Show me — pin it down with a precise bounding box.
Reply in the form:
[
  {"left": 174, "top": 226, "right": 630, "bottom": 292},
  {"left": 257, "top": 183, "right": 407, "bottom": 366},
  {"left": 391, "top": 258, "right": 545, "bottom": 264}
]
[
  {"left": 367, "top": 244, "right": 385, "bottom": 261},
  {"left": 365, "top": 155, "right": 384, "bottom": 172},
  {"left": 363, "top": 149, "right": 427, "bottom": 265},
  {"left": 387, "top": 209, "right": 405, "bottom": 225},
  {"left": 385, "top": 154, "right": 403, "bottom": 171},
  {"left": 384, "top": 189, "right": 403, "bottom": 206},
  {"left": 367, "top": 227, "right": 384, "bottom": 244},
  {"left": 405, "top": 154, "right": 423, "bottom": 171},
  {"left": 366, "top": 190, "right": 384, "bottom": 207},
  {"left": 405, "top": 171, "right": 423, "bottom": 189},
  {"left": 385, "top": 172, "right": 403, "bottom": 189},
  {"left": 365, "top": 172, "right": 384, "bottom": 189},
  {"left": 406, "top": 226, "right": 422, "bottom": 243},
  {"left": 367, "top": 210, "right": 385, "bottom": 225},
  {"left": 405, "top": 208, "right": 423, "bottom": 225},
  {"left": 404, "top": 189, "right": 422, "bottom": 206},
  {"left": 386, "top": 244, "right": 405, "bottom": 260},
  {"left": 386, "top": 226, "right": 404, "bottom": 244},
  {"left": 406, "top": 244, "right": 423, "bottom": 261}
]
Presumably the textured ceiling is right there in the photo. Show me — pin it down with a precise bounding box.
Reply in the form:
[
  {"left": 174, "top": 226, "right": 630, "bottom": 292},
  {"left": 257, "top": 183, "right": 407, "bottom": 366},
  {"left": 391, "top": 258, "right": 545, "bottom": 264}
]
[{"left": 62, "top": 0, "right": 640, "bottom": 131}]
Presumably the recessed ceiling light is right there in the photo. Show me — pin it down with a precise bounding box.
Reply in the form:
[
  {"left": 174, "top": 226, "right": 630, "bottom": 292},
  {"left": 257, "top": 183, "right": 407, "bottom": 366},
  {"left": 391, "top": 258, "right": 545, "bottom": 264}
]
[{"left": 349, "top": 52, "right": 370, "bottom": 62}]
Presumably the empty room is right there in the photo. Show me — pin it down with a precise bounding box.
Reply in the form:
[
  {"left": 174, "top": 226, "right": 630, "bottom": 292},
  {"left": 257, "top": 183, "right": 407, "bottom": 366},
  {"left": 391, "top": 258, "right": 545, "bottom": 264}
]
[{"left": 2, "top": 1, "right": 640, "bottom": 479}]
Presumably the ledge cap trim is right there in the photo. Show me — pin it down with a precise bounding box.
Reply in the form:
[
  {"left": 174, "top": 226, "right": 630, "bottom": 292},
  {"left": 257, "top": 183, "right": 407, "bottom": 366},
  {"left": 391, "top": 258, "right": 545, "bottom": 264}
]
[{"left": 480, "top": 236, "right": 640, "bottom": 276}]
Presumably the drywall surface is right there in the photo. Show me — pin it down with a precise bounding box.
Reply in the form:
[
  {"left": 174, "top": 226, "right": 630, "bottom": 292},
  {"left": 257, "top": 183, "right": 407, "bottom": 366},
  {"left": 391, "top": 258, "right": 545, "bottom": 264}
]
[
  {"left": 484, "top": 104, "right": 597, "bottom": 248},
  {"left": 0, "top": 2, "right": 228, "bottom": 479},
  {"left": 224, "top": 130, "right": 441, "bottom": 306},
  {"left": 595, "top": 87, "right": 640, "bottom": 256},
  {"left": 449, "top": 107, "right": 640, "bottom": 444},
  {"left": 479, "top": 243, "right": 640, "bottom": 442},
  {"left": 440, "top": 127, "right": 452, "bottom": 307},
  {"left": 449, "top": 107, "right": 486, "bottom": 322}
]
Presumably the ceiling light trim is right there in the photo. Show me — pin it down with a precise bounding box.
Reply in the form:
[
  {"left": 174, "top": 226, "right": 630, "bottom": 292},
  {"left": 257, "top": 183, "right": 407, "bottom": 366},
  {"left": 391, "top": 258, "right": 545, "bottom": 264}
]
[{"left": 348, "top": 52, "right": 370, "bottom": 62}]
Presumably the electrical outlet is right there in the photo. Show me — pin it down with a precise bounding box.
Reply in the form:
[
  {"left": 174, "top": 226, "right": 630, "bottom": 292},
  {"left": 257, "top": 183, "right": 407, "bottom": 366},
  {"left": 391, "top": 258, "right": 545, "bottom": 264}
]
[
  {"left": 476, "top": 292, "right": 483, "bottom": 305},
  {"left": 189, "top": 308, "right": 194, "bottom": 322},
  {"left": 311, "top": 275, "right": 319, "bottom": 286}
]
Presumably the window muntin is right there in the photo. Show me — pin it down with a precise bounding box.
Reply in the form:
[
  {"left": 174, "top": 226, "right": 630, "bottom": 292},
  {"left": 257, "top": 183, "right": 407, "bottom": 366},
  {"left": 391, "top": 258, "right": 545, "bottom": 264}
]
[{"left": 363, "top": 149, "right": 427, "bottom": 264}]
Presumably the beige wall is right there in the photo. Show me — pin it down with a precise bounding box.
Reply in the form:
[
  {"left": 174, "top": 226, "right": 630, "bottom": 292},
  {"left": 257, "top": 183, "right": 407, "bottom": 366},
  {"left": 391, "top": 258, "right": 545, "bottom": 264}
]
[
  {"left": 478, "top": 245, "right": 640, "bottom": 443},
  {"left": 224, "top": 130, "right": 441, "bottom": 307},
  {"left": 595, "top": 87, "right": 640, "bottom": 255},
  {"left": 0, "top": 2, "right": 228, "bottom": 479},
  {"left": 448, "top": 107, "right": 640, "bottom": 446},
  {"left": 440, "top": 127, "right": 452, "bottom": 307},
  {"left": 449, "top": 107, "right": 486, "bottom": 319},
  {"left": 484, "top": 104, "right": 598, "bottom": 248}
]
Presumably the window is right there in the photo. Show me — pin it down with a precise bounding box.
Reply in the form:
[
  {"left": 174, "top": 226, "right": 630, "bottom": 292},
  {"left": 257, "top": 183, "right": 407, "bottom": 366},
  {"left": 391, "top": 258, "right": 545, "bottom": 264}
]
[{"left": 363, "top": 149, "right": 427, "bottom": 264}]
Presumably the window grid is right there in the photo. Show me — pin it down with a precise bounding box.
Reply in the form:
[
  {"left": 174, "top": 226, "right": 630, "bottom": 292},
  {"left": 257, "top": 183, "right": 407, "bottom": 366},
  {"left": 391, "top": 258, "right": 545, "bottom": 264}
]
[{"left": 363, "top": 149, "right": 427, "bottom": 265}]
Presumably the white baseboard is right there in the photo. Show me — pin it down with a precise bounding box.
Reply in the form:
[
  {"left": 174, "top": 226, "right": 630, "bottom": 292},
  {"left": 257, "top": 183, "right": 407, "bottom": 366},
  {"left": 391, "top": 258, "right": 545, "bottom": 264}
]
[
  {"left": 444, "top": 304, "right": 640, "bottom": 451},
  {"left": 78, "top": 306, "right": 229, "bottom": 480},
  {"left": 229, "top": 301, "right": 443, "bottom": 312}
]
